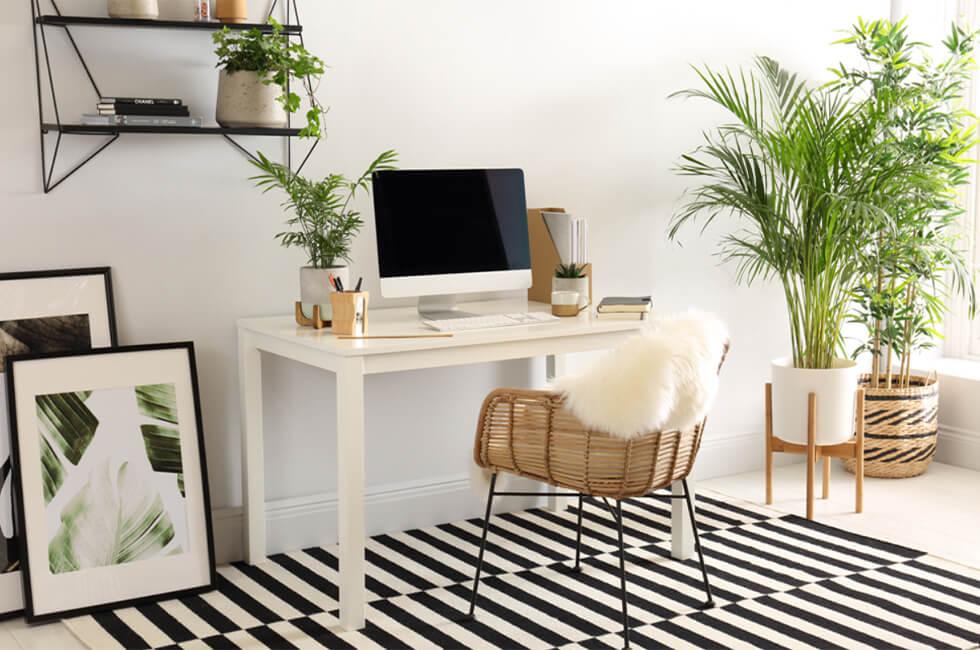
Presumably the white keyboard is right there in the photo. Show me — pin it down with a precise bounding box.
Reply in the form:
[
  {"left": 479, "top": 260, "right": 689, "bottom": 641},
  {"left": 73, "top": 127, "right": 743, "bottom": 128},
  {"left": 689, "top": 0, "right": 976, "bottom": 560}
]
[{"left": 423, "top": 312, "right": 560, "bottom": 332}]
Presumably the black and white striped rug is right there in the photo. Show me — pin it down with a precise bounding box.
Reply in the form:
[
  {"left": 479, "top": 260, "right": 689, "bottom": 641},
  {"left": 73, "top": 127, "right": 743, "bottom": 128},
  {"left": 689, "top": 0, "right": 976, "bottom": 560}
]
[{"left": 64, "top": 490, "right": 980, "bottom": 649}]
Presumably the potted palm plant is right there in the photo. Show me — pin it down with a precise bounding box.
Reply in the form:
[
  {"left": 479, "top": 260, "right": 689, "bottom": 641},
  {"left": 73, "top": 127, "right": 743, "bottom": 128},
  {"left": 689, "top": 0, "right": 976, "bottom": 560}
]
[
  {"left": 669, "top": 56, "right": 914, "bottom": 445},
  {"left": 250, "top": 150, "right": 398, "bottom": 319},
  {"left": 212, "top": 20, "right": 325, "bottom": 136},
  {"left": 832, "top": 19, "right": 977, "bottom": 477}
]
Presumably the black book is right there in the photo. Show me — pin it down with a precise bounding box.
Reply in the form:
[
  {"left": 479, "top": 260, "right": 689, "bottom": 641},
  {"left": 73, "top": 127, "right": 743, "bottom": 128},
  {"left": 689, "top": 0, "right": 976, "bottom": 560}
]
[
  {"left": 98, "top": 103, "right": 190, "bottom": 116},
  {"left": 99, "top": 97, "right": 183, "bottom": 106}
]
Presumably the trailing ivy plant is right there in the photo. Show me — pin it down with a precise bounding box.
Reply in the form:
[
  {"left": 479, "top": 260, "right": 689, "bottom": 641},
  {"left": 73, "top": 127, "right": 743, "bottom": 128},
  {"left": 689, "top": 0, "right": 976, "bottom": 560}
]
[
  {"left": 830, "top": 18, "right": 978, "bottom": 388},
  {"left": 213, "top": 19, "right": 326, "bottom": 138},
  {"left": 250, "top": 150, "right": 399, "bottom": 269}
]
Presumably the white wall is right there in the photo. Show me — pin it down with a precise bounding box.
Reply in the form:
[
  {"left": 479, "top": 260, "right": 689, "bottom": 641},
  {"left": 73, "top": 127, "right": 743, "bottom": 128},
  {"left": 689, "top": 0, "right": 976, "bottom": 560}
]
[{"left": 2, "top": 0, "right": 887, "bottom": 560}]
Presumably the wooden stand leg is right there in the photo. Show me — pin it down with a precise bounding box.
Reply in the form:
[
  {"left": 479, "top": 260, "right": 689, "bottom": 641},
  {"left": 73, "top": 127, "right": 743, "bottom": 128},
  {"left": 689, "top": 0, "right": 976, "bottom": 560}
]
[
  {"left": 765, "top": 383, "right": 773, "bottom": 505},
  {"left": 855, "top": 388, "right": 865, "bottom": 514},
  {"left": 822, "top": 456, "right": 830, "bottom": 500},
  {"left": 806, "top": 392, "right": 816, "bottom": 520}
]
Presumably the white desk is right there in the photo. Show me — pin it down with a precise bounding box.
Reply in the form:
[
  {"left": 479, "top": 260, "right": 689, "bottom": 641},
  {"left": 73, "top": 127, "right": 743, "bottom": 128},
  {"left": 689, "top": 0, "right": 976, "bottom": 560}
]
[{"left": 237, "top": 299, "right": 696, "bottom": 631}]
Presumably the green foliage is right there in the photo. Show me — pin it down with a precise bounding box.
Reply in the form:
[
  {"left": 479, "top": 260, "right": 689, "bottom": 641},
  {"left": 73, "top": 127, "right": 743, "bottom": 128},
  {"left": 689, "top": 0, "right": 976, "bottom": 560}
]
[
  {"left": 554, "top": 263, "right": 587, "bottom": 278},
  {"left": 669, "top": 56, "right": 915, "bottom": 369},
  {"left": 250, "top": 150, "right": 399, "bottom": 268},
  {"left": 212, "top": 19, "right": 326, "bottom": 138},
  {"left": 830, "top": 18, "right": 978, "bottom": 387}
]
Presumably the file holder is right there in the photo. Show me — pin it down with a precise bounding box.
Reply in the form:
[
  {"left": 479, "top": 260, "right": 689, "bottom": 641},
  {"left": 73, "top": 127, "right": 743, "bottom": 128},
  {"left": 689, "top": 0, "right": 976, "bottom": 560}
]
[{"left": 527, "top": 207, "right": 592, "bottom": 305}]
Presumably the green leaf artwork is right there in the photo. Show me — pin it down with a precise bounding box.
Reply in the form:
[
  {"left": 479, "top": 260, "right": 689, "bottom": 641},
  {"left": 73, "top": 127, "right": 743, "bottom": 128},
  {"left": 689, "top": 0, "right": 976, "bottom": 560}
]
[
  {"left": 136, "top": 384, "right": 178, "bottom": 425},
  {"left": 48, "top": 459, "right": 178, "bottom": 574},
  {"left": 36, "top": 391, "right": 97, "bottom": 504},
  {"left": 136, "top": 384, "right": 184, "bottom": 496}
]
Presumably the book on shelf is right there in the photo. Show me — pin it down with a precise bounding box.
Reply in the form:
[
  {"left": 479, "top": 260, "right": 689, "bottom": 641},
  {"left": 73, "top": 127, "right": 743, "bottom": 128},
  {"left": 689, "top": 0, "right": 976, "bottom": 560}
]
[
  {"left": 98, "top": 103, "right": 190, "bottom": 117},
  {"left": 595, "top": 311, "right": 647, "bottom": 321},
  {"left": 80, "top": 114, "right": 203, "bottom": 128},
  {"left": 596, "top": 296, "right": 653, "bottom": 313},
  {"left": 99, "top": 97, "right": 183, "bottom": 106}
]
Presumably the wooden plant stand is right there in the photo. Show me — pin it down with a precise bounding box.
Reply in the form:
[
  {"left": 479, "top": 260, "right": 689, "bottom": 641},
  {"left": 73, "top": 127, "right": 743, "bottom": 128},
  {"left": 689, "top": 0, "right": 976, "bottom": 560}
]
[
  {"left": 764, "top": 384, "right": 865, "bottom": 520},
  {"left": 295, "top": 301, "right": 330, "bottom": 330}
]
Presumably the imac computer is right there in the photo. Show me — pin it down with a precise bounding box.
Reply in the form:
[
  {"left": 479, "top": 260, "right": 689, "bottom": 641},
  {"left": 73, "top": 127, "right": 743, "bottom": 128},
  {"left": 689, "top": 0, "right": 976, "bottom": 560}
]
[{"left": 372, "top": 168, "right": 534, "bottom": 323}]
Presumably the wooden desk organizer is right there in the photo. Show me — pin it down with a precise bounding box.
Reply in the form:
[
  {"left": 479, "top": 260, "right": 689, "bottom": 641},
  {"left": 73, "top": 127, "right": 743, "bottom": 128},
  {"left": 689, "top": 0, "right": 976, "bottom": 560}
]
[
  {"left": 764, "top": 383, "right": 865, "bottom": 520},
  {"left": 330, "top": 291, "right": 369, "bottom": 336},
  {"left": 527, "top": 207, "right": 592, "bottom": 305}
]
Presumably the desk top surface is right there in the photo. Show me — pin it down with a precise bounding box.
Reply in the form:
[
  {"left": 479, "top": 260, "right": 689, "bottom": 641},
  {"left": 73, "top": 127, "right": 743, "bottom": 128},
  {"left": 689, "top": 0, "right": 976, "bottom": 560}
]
[{"left": 238, "top": 299, "right": 647, "bottom": 357}]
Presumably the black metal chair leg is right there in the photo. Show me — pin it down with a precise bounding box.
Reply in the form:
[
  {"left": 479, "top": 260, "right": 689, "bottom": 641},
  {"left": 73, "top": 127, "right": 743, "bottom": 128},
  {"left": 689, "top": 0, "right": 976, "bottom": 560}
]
[
  {"left": 682, "top": 478, "right": 715, "bottom": 608},
  {"left": 616, "top": 500, "right": 631, "bottom": 649},
  {"left": 467, "top": 473, "right": 497, "bottom": 619},
  {"left": 571, "top": 494, "right": 583, "bottom": 572}
]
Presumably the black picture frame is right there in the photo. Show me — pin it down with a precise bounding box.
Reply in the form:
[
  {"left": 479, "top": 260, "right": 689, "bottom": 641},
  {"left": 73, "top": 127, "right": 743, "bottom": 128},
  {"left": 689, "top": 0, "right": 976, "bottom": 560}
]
[
  {"left": 0, "top": 266, "right": 118, "bottom": 620},
  {"left": 6, "top": 343, "right": 216, "bottom": 624}
]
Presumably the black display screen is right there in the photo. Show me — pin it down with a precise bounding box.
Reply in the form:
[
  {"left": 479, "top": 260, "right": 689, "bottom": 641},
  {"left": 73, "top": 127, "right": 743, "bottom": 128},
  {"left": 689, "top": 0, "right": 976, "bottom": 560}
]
[{"left": 372, "top": 169, "right": 531, "bottom": 278}]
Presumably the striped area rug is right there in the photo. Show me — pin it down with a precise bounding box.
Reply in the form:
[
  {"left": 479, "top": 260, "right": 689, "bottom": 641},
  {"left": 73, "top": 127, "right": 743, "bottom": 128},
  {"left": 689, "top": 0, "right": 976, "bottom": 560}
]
[{"left": 64, "top": 490, "right": 980, "bottom": 649}]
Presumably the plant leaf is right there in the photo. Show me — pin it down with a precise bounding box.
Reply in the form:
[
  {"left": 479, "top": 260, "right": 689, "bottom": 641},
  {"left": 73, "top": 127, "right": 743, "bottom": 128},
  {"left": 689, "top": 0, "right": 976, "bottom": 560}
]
[
  {"left": 136, "top": 384, "right": 178, "bottom": 425},
  {"left": 140, "top": 425, "right": 184, "bottom": 497},
  {"left": 36, "top": 392, "right": 98, "bottom": 466},
  {"left": 48, "top": 459, "right": 178, "bottom": 573}
]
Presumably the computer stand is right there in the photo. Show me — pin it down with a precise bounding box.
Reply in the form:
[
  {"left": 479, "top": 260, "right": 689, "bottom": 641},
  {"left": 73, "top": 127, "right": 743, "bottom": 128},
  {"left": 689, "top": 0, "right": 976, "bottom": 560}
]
[{"left": 417, "top": 294, "right": 477, "bottom": 320}]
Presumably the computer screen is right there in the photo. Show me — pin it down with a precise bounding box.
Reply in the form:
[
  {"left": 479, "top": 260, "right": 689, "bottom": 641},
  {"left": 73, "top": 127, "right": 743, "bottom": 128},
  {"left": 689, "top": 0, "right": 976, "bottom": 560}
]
[{"left": 372, "top": 169, "right": 531, "bottom": 279}]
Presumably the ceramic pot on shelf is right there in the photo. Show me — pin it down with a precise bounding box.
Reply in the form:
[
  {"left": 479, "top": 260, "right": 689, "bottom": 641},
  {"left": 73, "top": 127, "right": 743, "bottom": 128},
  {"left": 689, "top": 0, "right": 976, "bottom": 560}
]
[
  {"left": 215, "top": 71, "right": 288, "bottom": 129},
  {"left": 215, "top": 0, "right": 248, "bottom": 23},
  {"left": 300, "top": 266, "right": 348, "bottom": 321},
  {"left": 770, "top": 357, "right": 860, "bottom": 445},
  {"left": 107, "top": 0, "right": 159, "bottom": 19}
]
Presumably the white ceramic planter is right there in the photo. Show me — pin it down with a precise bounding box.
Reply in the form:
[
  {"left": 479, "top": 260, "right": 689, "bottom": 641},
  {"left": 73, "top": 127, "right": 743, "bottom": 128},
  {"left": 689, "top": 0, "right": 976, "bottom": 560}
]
[
  {"left": 300, "top": 266, "right": 348, "bottom": 321},
  {"left": 108, "top": 0, "right": 158, "bottom": 19},
  {"left": 216, "top": 71, "right": 288, "bottom": 129},
  {"left": 552, "top": 276, "right": 589, "bottom": 309},
  {"left": 771, "top": 357, "right": 860, "bottom": 445}
]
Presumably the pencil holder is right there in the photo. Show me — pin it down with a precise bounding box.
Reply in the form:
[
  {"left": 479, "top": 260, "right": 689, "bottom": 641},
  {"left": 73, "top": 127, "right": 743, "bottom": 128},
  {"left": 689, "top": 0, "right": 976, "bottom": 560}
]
[{"left": 330, "top": 291, "right": 369, "bottom": 336}]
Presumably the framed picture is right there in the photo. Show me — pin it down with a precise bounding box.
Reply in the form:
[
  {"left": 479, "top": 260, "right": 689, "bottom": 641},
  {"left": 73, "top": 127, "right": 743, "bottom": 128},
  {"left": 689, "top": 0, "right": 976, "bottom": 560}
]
[
  {"left": 0, "top": 267, "right": 117, "bottom": 618},
  {"left": 5, "top": 343, "right": 215, "bottom": 622}
]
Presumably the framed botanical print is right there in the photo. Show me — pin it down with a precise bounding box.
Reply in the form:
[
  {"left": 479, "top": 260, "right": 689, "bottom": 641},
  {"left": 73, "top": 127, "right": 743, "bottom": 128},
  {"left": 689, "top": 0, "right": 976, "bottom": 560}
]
[
  {"left": 6, "top": 343, "right": 215, "bottom": 622},
  {"left": 0, "top": 267, "right": 117, "bottom": 618}
]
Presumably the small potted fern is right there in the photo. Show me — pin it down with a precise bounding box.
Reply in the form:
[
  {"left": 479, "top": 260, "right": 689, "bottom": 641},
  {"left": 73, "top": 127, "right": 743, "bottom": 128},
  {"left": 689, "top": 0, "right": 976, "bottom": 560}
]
[
  {"left": 250, "top": 150, "right": 398, "bottom": 317},
  {"left": 553, "top": 263, "right": 590, "bottom": 309}
]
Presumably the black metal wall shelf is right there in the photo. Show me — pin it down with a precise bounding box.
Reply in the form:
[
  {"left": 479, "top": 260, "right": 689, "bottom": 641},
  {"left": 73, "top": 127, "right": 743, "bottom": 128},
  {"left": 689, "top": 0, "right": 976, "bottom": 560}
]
[
  {"left": 43, "top": 123, "right": 303, "bottom": 137},
  {"left": 36, "top": 15, "right": 302, "bottom": 34},
  {"left": 30, "top": 0, "right": 313, "bottom": 193}
]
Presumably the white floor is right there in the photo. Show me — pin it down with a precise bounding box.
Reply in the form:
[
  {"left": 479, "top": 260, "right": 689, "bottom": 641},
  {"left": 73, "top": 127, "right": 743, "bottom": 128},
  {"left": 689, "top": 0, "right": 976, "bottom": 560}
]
[{"left": 1, "top": 461, "right": 977, "bottom": 649}]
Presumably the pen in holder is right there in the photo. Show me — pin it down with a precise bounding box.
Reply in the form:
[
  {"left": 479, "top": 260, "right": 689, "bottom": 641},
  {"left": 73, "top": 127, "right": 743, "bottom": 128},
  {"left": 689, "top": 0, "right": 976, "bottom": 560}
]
[{"left": 330, "top": 291, "right": 369, "bottom": 336}]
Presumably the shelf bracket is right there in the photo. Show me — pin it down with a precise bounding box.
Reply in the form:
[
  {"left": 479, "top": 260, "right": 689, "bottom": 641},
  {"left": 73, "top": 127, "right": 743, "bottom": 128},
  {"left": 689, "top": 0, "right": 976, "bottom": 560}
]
[
  {"left": 41, "top": 131, "right": 119, "bottom": 193},
  {"left": 223, "top": 134, "right": 319, "bottom": 178}
]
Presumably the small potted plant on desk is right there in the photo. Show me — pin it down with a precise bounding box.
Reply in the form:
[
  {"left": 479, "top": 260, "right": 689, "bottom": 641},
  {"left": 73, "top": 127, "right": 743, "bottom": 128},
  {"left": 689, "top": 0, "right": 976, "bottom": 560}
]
[
  {"left": 250, "top": 150, "right": 398, "bottom": 327},
  {"left": 832, "top": 19, "right": 977, "bottom": 478},
  {"left": 553, "top": 263, "right": 591, "bottom": 313},
  {"left": 213, "top": 19, "right": 325, "bottom": 134}
]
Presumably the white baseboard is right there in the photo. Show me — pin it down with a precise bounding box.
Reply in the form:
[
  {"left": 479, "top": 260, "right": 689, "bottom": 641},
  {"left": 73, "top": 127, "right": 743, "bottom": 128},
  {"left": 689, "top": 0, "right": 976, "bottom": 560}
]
[
  {"left": 212, "top": 432, "right": 771, "bottom": 563},
  {"left": 936, "top": 425, "right": 980, "bottom": 472}
]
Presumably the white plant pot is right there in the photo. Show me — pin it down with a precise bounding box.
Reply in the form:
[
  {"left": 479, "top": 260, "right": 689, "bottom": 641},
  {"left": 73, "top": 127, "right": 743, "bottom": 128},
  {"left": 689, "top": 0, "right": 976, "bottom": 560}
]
[
  {"left": 216, "top": 70, "right": 288, "bottom": 129},
  {"left": 108, "top": 0, "right": 159, "bottom": 19},
  {"left": 300, "top": 266, "right": 348, "bottom": 321},
  {"left": 552, "top": 276, "right": 589, "bottom": 309},
  {"left": 771, "top": 357, "right": 860, "bottom": 445}
]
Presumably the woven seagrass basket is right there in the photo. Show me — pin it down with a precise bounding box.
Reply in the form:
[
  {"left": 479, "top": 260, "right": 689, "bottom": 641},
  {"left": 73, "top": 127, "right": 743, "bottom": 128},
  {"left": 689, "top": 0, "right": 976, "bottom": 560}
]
[{"left": 843, "top": 373, "right": 938, "bottom": 478}]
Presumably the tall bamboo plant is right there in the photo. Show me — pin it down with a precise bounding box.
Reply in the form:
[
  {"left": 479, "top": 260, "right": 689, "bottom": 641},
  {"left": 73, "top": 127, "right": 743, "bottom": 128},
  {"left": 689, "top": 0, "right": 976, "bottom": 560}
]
[
  {"left": 669, "top": 56, "right": 913, "bottom": 369},
  {"left": 831, "top": 19, "right": 978, "bottom": 388}
]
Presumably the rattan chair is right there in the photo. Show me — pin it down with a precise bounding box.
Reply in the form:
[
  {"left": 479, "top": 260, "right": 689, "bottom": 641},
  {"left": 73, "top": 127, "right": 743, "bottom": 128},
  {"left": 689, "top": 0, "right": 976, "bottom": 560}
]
[{"left": 466, "top": 345, "right": 728, "bottom": 648}]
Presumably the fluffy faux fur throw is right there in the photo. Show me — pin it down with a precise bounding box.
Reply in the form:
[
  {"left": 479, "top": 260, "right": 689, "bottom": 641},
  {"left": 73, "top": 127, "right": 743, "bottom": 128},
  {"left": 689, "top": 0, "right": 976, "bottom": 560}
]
[{"left": 553, "top": 311, "right": 728, "bottom": 439}]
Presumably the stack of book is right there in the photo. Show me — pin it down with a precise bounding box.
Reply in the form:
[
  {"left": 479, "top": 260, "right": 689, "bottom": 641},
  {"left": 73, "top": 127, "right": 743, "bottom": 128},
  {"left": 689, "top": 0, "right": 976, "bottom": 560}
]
[
  {"left": 80, "top": 97, "right": 202, "bottom": 128},
  {"left": 595, "top": 296, "right": 652, "bottom": 320}
]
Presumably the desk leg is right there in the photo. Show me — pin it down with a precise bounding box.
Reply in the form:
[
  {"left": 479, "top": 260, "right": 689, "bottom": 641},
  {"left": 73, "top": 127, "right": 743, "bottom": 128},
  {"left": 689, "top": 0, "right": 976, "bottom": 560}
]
[
  {"left": 239, "top": 331, "right": 266, "bottom": 565},
  {"left": 337, "top": 358, "right": 366, "bottom": 631},
  {"left": 671, "top": 480, "right": 695, "bottom": 560},
  {"left": 545, "top": 353, "right": 571, "bottom": 513}
]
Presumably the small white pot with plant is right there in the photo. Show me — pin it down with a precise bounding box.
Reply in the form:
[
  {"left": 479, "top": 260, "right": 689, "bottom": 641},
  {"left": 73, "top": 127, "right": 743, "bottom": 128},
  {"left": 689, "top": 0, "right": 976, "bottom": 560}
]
[
  {"left": 107, "top": 0, "right": 158, "bottom": 19},
  {"left": 667, "top": 55, "right": 925, "bottom": 445},
  {"left": 250, "top": 150, "right": 399, "bottom": 319},
  {"left": 212, "top": 20, "right": 326, "bottom": 134},
  {"left": 552, "top": 263, "right": 590, "bottom": 310}
]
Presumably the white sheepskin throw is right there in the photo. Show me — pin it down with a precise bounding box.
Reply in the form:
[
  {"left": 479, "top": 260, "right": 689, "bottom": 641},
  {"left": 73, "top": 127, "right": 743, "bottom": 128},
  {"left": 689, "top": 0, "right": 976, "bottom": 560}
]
[{"left": 552, "top": 311, "right": 729, "bottom": 439}]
